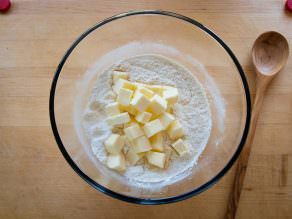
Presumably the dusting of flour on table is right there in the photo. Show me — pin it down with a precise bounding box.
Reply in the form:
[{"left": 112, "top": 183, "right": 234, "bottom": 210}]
[{"left": 82, "top": 54, "right": 212, "bottom": 188}]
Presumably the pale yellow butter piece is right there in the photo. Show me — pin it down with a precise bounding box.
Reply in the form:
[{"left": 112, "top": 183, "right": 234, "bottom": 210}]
[
  {"left": 113, "top": 79, "right": 136, "bottom": 94},
  {"left": 171, "top": 138, "right": 188, "bottom": 156},
  {"left": 124, "top": 123, "right": 144, "bottom": 141},
  {"left": 124, "top": 135, "right": 133, "bottom": 146},
  {"left": 146, "top": 151, "right": 166, "bottom": 168},
  {"left": 106, "top": 112, "right": 130, "bottom": 126},
  {"left": 123, "top": 117, "right": 136, "bottom": 128},
  {"left": 132, "top": 136, "right": 152, "bottom": 153},
  {"left": 135, "top": 86, "right": 154, "bottom": 99},
  {"left": 120, "top": 104, "right": 138, "bottom": 116},
  {"left": 146, "top": 85, "right": 166, "bottom": 96},
  {"left": 163, "top": 87, "right": 178, "bottom": 105},
  {"left": 123, "top": 81, "right": 136, "bottom": 91},
  {"left": 158, "top": 112, "right": 175, "bottom": 129},
  {"left": 131, "top": 92, "right": 151, "bottom": 112},
  {"left": 107, "top": 153, "right": 126, "bottom": 172},
  {"left": 105, "top": 102, "right": 120, "bottom": 116},
  {"left": 117, "top": 88, "right": 133, "bottom": 106},
  {"left": 164, "top": 146, "right": 172, "bottom": 168},
  {"left": 148, "top": 94, "right": 167, "bottom": 116},
  {"left": 143, "top": 119, "right": 165, "bottom": 138},
  {"left": 104, "top": 134, "right": 125, "bottom": 154},
  {"left": 113, "top": 71, "right": 129, "bottom": 83},
  {"left": 135, "top": 111, "right": 152, "bottom": 124},
  {"left": 126, "top": 147, "right": 144, "bottom": 165},
  {"left": 167, "top": 120, "right": 184, "bottom": 140},
  {"left": 149, "top": 133, "right": 164, "bottom": 152},
  {"left": 112, "top": 78, "right": 126, "bottom": 93}
]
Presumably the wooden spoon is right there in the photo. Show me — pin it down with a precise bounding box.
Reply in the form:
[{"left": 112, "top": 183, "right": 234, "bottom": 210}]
[{"left": 226, "top": 31, "right": 289, "bottom": 219}]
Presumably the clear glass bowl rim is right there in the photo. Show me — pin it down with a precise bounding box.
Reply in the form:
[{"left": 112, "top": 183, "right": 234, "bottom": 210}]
[{"left": 49, "top": 10, "right": 251, "bottom": 205}]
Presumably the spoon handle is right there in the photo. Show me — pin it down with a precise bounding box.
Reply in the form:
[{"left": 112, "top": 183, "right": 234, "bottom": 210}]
[{"left": 226, "top": 75, "right": 272, "bottom": 219}]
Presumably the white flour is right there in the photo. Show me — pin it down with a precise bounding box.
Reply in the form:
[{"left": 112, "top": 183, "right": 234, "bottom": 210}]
[{"left": 81, "top": 54, "right": 212, "bottom": 188}]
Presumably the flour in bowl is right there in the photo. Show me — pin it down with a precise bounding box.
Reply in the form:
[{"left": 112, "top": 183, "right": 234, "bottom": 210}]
[{"left": 82, "top": 54, "right": 212, "bottom": 187}]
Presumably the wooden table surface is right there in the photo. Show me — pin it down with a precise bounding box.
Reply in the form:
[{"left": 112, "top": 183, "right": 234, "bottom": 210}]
[{"left": 0, "top": 0, "right": 291, "bottom": 218}]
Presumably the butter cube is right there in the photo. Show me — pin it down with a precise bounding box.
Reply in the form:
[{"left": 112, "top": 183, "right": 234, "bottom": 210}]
[
  {"left": 106, "top": 112, "right": 130, "bottom": 126},
  {"left": 136, "top": 86, "right": 154, "bottom": 99},
  {"left": 124, "top": 135, "right": 133, "bottom": 146},
  {"left": 135, "top": 111, "right": 152, "bottom": 124},
  {"left": 163, "top": 87, "right": 178, "bottom": 105},
  {"left": 171, "top": 139, "right": 188, "bottom": 156},
  {"left": 120, "top": 104, "right": 137, "bottom": 116},
  {"left": 158, "top": 112, "right": 175, "bottom": 129},
  {"left": 112, "top": 78, "right": 126, "bottom": 93},
  {"left": 167, "top": 120, "right": 184, "bottom": 140},
  {"left": 146, "top": 85, "right": 165, "bottom": 96},
  {"left": 149, "top": 133, "right": 164, "bottom": 152},
  {"left": 123, "top": 117, "right": 136, "bottom": 128},
  {"left": 132, "top": 136, "right": 152, "bottom": 153},
  {"left": 143, "top": 119, "right": 165, "bottom": 138},
  {"left": 107, "top": 153, "right": 126, "bottom": 172},
  {"left": 126, "top": 147, "right": 144, "bottom": 165},
  {"left": 104, "top": 134, "right": 125, "bottom": 154},
  {"left": 166, "top": 106, "right": 174, "bottom": 114},
  {"left": 124, "top": 123, "right": 144, "bottom": 140},
  {"left": 113, "top": 71, "right": 129, "bottom": 83},
  {"left": 117, "top": 88, "right": 133, "bottom": 106},
  {"left": 131, "top": 92, "right": 151, "bottom": 112},
  {"left": 105, "top": 102, "right": 120, "bottom": 116},
  {"left": 113, "top": 79, "right": 136, "bottom": 94},
  {"left": 164, "top": 146, "right": 172, "bottom": 168},
  {"left": 149, "top": 95, "right": 167, "bottom": 116},
  {"left": 146, "top": 151, "right": 166, "bottom": 168}
]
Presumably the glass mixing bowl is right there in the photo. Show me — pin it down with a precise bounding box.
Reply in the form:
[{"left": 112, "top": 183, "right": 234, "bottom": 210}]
[{"left": 49, "top": 10, "right": 251, "bottom": 204}]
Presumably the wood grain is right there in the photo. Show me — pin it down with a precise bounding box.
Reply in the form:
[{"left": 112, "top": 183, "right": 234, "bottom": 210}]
[{"left": 0, "top": 1, "right": 292, "bottom": 219}]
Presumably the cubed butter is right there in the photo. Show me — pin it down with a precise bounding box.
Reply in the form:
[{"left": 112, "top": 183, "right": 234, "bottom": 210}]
[
  {"left": 113, "top": 71, "right": 129, "bottom": 83},
  {"left": 146, "top": 85, "right": 166, "bottom": 96},
  {"left": 135, "top": 111, "right": 152, "bottom": 124},
  {"left": 122, "top": 80, "right": 136, "bottom": 90},
  {"left": 146, "top": 151, "right": 166, "bottom": 168},
  {"left": 119, "top": 104, "right": 137, "bottom": 116},
  {"left": 149, "top": 133, "right": 164, "bottom": 152},
  {"left": 135, "top": 86, "right": 154, "bottom": 99},
  {"left": 126, "top": 148, "right": 144, "bottom": 165},
  {"left": 105, "top": 102, "right": 120, "bottom": 116},
  {"left": 113, "top": 79, "right": 136, "bottom": 94},
  {"left": 143, "top": 119, "right": 165, "bottom": 138},
  {"left": 123, "top": 117, "right": 136, "bottom": 128},
  {"left": 132, "top": 136, "right": 152, "bottom": 153},
  {"left": 164, "top": 146, "right": 172, "bottom": 168},
  {"left": 106, "top": 112, "right": 130, "bottom": 126},
  {"left": 131, "top": 92, "right": 151, "bottom": 112},
  {"left": 104, "top": 134, "right": 125, "bottom": 154},
  {"left": 112, "top": 78, "right": 126, "bottom": 93},
  {"left": 167, "top": 120, "right": 184, "bottom": 140},
  {"left": 124, "top": 123, "right": 144, "bottom": 140},
  {"left": 158, "top": 112, "right": 175, "bottom": 129},
  {"left": 117, "top": 88, "right": 133, "bottom": 106},
  {"left": 166, "top": 106, "right": 174, "bottom": 114},
  {"left": 148, "top": 95, "right": 167, "bottom": 116},
  {"left": 163, "top": 87, "right": 178, "bottom": 105},
  {"left": 171, "top": 138, "right": 188, "bottom": 156},
  {"left": 107, "top": 153, "right": 126, "bottom": 172}
]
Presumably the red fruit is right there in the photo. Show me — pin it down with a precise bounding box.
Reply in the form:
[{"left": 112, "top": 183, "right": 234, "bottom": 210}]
[
  {"left": 286, "top": 0, "right": 292, "bottom": 12},
  {"left": 0, "top": 0, "right": 11, "bottom": 12}
]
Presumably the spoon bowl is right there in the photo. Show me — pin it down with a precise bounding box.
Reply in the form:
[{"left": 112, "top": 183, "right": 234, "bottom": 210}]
[{"left": 252, "top": 31, "right": 289, "bottom": 76}]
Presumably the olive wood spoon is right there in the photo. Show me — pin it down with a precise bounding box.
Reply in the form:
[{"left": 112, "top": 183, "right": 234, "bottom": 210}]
[{"left": 226, "top": 31, "right": 289, "bottom": 219}]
